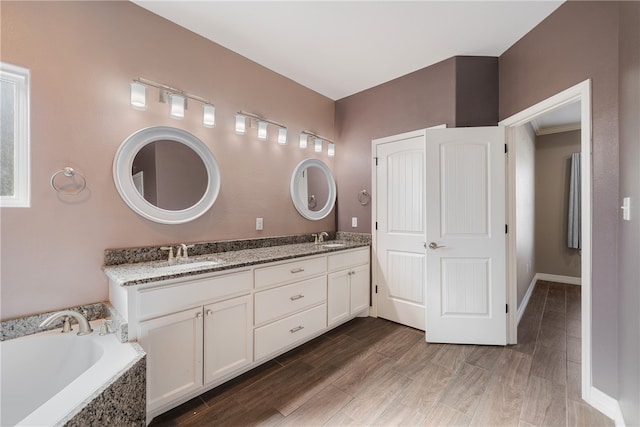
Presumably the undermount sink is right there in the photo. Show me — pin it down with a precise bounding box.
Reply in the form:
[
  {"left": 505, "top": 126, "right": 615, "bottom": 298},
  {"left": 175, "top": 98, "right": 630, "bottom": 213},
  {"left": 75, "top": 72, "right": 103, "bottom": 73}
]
[
  {"left": 153, "top": 258, "right": 223, "bottom": 273},
  {"left": 322, "top": 242, "right": 346, "bottom": 248}
]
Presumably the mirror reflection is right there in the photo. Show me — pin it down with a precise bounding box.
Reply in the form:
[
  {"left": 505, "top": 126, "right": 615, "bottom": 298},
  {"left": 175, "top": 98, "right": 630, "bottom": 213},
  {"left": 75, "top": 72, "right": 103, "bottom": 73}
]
[
  {"left": 299, "top": 165, "right": 330, "bottom": 212},
  {"left": 290, "top": 158, "right": 336, "bottom": 221},
  {"left": 131, "top": 140, "right": 207, "bottom": 211}
]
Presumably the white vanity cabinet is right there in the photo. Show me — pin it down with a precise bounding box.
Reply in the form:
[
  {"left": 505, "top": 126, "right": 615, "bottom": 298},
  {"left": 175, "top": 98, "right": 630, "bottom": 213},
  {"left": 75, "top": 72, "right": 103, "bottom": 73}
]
[{"left": 327, "top": 247, "right": 371, "bottom": 327}]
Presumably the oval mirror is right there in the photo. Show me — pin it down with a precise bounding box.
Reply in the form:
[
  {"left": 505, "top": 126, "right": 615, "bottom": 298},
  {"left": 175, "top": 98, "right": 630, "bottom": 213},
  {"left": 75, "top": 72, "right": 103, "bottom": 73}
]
[
  {"left": 290, "top": 159, "right": 336, "bottom": 220},
  {"left": 113, "top": 126, "right": 220, "bottom": 224}
]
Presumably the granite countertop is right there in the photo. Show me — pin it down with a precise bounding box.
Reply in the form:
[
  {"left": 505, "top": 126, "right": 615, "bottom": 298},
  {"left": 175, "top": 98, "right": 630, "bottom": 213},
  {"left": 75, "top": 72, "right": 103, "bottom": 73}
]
[{"left": 104, "top": 240, "right": 369, "bottom": 287}]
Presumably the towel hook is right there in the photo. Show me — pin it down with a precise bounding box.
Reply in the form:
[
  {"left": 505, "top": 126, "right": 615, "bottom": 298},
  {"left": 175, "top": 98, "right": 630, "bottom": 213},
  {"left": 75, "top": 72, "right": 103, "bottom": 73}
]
[{"left": 50, "top": 167, "right": 87, "bottom": 195}]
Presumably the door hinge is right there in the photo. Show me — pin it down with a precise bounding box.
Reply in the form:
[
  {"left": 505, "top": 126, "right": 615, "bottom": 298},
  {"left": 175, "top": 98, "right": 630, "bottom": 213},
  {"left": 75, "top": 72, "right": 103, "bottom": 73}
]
[
  {"left": 506, "top": 304, "right": 509, "bottom": 314},
  {"left": 505, "top": 224, "right": 508, "bottom": 234},
  {"left": 374, "top": 157, "right": 378, "bottom": 166},
  {"left": 375, "top": 221, "right": 378, "bottom": 230},
  {"left": 375, "top": 285, "right": 378, "bottom": 294},
  {"left": 505, "top": 144, "right": 508, "bottom": 154}
]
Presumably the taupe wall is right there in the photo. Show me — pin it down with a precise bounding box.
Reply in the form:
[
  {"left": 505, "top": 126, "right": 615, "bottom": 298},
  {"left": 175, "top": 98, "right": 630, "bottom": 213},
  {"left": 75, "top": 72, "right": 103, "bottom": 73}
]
[
  {"left": 500, "top": 0, "right": 620, "bottom": 396},
  {"left": 0, "top": 2, "right": 335, "bottom": 320},
  {"left": 334, "top": 56, "right": 498, "bottom": 232},
  {"left": 515, "top": 124, "right": 536, "bottom": 307},
  {"left": 617, "top": 2, "right": 640, "bottom": 425},
  {"left": 534, "top": 130, "right": 582, "bottom": 278}
]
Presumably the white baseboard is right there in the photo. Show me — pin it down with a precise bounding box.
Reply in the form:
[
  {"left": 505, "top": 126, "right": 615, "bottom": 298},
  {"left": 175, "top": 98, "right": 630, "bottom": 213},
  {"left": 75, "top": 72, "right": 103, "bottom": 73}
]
[
  {"left": 536, "top": 273, "right": 582, "bottom": 286},
  {"left": 517, "top": 272, "right": 583, "bottom": 325},
  {"left": 585, "top": 386, "right": 626, "bottom": 426},
  {"left": 517, "top": 275, "right": 538, "bottom": 325}
]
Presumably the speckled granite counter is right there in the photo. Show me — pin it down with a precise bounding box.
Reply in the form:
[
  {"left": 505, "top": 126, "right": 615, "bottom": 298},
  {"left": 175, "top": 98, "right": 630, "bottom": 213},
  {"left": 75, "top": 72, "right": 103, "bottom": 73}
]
[{"left": 104, "top": 240, "right": 369, "bottom": 287}]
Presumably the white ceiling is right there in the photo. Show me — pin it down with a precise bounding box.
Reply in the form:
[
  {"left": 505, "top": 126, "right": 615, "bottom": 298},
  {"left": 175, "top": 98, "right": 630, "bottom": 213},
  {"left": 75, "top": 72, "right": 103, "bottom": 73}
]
[{"left": 132, "top": 1, "right": 564, "bottom": 100}]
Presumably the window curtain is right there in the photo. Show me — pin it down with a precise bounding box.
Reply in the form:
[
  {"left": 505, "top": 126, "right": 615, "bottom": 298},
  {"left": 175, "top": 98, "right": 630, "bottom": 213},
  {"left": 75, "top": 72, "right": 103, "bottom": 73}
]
[{"left": 568, "top": 152, "right": 581, "bottom": 250}]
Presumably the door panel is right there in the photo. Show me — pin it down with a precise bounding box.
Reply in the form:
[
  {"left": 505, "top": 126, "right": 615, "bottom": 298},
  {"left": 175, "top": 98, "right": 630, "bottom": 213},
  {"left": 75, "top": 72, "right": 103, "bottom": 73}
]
[
  {"left": 426, "top": 127, "right": 506, "bottom": 345},
  {"left": 376, "top": 135, "right": 426, "bottom": 330}
]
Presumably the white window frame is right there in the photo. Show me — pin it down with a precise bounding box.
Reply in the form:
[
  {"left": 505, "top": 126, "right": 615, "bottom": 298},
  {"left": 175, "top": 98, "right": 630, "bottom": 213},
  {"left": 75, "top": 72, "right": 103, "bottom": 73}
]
[{"left": 1, "top": 62, "right": 30, "bottom": 207}]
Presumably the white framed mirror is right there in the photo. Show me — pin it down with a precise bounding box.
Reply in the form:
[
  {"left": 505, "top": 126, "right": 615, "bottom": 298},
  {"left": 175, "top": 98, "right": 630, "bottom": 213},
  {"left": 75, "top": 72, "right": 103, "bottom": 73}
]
[
  {"left": 113, "top": 126, "right": 220, "bottom": 224},
  {"left": 290, "top": 158, "right": 336, "bottom": 221}
]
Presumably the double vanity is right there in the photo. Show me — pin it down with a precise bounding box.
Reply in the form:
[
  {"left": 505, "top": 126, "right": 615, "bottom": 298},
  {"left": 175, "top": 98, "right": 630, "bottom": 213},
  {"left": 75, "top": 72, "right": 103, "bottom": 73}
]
[{"left": 105, "top": 238, "right": 370, "bottom": 420}]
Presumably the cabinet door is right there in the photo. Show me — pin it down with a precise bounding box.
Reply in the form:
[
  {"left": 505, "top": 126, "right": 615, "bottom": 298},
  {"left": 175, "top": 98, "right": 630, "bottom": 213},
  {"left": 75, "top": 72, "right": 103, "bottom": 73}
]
[
  {"left": 327, "top": 270, "right": 350, "bottom": 327},
  {"left": 139, "top": 307, "right": 203, "bottom": 412},
  {"left": 204, "top": 295, "right": 253, "bottom": 385},
  {"left": 350, "top": 264, "right": 370, "bottom": 314}
]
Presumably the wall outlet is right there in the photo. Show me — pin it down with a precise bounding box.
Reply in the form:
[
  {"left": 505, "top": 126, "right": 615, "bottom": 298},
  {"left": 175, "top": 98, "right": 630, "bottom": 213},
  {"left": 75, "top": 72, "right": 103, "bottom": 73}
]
[
  {"left": 351, "top": 217, "right": 358, "bottom": 227},
  {"left": 256, "top": 217, "right": 263, "bottom": 230}
]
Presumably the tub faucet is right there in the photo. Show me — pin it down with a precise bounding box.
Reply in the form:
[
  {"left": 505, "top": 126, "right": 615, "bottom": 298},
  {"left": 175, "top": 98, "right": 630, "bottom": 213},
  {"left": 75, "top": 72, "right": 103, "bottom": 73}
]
[
  {"left": 40, "top": 310, "right": 93, "bottom": 336},
  {"left": 319, "top": 232, "right": 328, "bottom": 243}
]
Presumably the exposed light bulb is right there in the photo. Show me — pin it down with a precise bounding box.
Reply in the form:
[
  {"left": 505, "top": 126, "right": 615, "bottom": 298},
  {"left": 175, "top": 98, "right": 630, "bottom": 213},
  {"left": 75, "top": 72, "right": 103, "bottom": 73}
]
[
  {"left": 203, "top": 104, "right": 215, "bottom": 128},
  {"left": 130, "top": 82, "right": 147, "bottom": 110}
]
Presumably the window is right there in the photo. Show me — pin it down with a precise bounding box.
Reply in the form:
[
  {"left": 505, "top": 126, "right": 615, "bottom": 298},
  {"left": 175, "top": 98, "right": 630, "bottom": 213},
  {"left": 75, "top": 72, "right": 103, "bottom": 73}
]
[{"left": 1, "top": 62, "right": 30, "bottom": 207}]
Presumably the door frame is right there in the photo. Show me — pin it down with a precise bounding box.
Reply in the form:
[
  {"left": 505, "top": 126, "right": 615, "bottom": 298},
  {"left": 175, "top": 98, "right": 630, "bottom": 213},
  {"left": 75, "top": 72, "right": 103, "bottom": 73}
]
[{"left": 500, "top": 79, "right": 593, "bottom": 402}]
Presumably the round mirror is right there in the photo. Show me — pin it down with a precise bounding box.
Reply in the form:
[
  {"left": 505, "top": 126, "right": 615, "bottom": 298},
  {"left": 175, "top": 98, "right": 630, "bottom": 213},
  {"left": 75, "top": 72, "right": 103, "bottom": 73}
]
[
  {"left": 113, "top": 126, "right": 220, "bottom": 224},
  {"left": 290, "top": 159, "right": 336, "bottom": 220}
]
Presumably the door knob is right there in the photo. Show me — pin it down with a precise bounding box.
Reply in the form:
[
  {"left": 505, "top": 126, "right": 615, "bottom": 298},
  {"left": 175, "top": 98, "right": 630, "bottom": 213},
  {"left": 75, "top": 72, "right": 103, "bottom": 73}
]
[{"left": 428, "top": 242, "right": 446, "bottom": 250}]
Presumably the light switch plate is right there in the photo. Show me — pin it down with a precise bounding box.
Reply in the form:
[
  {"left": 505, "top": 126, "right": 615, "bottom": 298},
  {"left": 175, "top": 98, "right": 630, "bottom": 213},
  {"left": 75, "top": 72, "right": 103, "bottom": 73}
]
[
  {"left": 256, "top": 217, "right": 264, "bottom": 230},
  {"left": 351, "top": 217, "right": 358, "bottom": 227}
]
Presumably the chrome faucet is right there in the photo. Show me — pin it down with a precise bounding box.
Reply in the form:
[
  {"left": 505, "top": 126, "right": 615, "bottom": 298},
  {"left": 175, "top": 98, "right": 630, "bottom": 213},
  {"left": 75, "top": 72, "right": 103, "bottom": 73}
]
[
  {"left": 40, "top": 310, "right": 93, "bottom": 336},
  {"left": 177, "top": 244, "right": 195, "bottom": 261},
  {"left": 160, "top": 246, "right": 175, "bottom": 263},
  {"left": 319, "top": 232, "right": 329, "bottom": 243}
]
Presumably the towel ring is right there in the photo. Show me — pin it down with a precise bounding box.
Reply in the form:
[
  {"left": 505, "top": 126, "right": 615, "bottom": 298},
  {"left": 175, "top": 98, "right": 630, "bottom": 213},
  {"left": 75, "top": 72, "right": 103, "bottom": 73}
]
[
  {"left": 358, "top": 190, "right": 370, "bottom": 206},
  {"left": 308, "top": 194, "right": 317, "bottom": 209},
  {"left": 50, "top": 167, "right": 87, "bottom": 195}
]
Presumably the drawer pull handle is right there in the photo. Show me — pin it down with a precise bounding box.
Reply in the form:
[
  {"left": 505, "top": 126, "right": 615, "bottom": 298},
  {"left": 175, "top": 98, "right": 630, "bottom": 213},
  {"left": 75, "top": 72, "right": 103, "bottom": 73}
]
[
  {"left": 290, "top": 268, "right": 305, "bottom": 274},
  {"left": 206, "top": 310, "right": 213, "bottom": 316},
  {"left": 290, "top": 294, "right": 304, "bottom": 301},
  {"left": 290, "top": 325, "right": 304, "bottom": 333}
]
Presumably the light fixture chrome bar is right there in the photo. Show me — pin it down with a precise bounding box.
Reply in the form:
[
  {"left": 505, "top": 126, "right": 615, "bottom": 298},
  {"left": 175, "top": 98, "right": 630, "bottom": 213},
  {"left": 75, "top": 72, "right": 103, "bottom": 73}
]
[
  {"left": 301, "top": 130, "right": 335, "bottom": 145},
  {"left": 134, "top": 77, "right": 211, "bottom": 105},
  {"left": 238, "top": 110, "right": 285, "bottom": 129}
]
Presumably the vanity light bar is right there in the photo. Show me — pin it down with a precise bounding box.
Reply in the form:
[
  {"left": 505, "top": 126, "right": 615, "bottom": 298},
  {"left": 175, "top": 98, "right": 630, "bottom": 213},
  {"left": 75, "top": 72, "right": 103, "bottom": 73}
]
[
  {"left": 130, "top": 78, "right": 215, "bottom": 128},
  {"left": 299, "top": 130, "right": 336, "bottom": 155}
]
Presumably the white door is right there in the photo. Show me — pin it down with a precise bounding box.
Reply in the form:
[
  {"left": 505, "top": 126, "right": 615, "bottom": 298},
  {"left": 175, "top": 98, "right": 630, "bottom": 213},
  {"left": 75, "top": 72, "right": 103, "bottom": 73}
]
[
  {"left": 375, "top": 132, "right": 426, "bottom": 330},
  {"left": 425, "top": 127, "right": 507, "bottom": 345},
  {"left": 349, "top": 264, "right": 370, "bottom": 314},
  {"left": 204, "top": 295, "right": 253, "bottom": 385},
  {"left": 139, "top": 307, "right": 203, "bottom": 412},
  {"left": 327, "top": 270, "right": 351, "bottom": 327}
]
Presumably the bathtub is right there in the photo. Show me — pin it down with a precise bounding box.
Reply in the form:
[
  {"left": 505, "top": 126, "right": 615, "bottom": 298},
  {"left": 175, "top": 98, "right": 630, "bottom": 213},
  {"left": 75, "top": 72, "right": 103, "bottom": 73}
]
[{"left": 1, "top": 320, "right": 140, "bottom": 426}]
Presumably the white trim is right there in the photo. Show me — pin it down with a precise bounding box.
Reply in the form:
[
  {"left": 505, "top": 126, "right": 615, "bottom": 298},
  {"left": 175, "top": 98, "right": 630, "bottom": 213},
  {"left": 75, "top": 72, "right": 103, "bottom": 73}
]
[
  {"left": 0, "top": 62, "right": 30, "bottom": 208},
  {"left": 517, "top": 274, "right": 538, "bottom": 325},
  {"left": 585, "top": 386, "right": 626, "bottom": 427},
  {"left": 500, "top": 80, "right": 593, "bottom": 408},
  {"left": 534, "top": 122, "right": 581, "bottom": 136},
  {"left": 536, "top": 273, "right": 581, "bottom": 286}
]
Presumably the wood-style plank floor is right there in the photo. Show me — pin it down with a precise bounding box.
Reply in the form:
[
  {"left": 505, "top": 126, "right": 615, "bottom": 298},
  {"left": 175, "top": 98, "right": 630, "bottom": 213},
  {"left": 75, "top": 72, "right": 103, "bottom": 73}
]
[{"left": 150, "top": 281, "right": 614, "bottom": 426}]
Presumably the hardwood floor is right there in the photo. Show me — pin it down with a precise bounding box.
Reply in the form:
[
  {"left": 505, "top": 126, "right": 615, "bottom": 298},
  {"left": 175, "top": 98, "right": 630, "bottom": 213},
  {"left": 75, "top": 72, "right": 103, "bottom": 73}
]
[{"left": 150, "top": 281, "right": 613, "bottom": 426}]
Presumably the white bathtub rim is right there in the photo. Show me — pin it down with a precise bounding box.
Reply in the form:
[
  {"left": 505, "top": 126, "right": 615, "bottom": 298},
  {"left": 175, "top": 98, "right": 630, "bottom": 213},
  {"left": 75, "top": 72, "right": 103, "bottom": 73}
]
[{"left": 6, "top": 320, "right": 142, "bottom": 427}]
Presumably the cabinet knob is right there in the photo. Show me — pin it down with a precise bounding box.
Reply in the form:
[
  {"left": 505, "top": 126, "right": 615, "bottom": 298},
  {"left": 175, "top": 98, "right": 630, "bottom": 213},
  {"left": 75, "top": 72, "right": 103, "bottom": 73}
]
[
  {"left": 290, "top": 294, "right": 304, "bottom": 301},
  {"left": 206, "top": 309, "right": 213, "bottom": 316},
  {"left": 290, "top": 325, "right": 304, "bottom": 334},
  {"left": 196, "top": 312, "right": 203, "bottom": 319}
]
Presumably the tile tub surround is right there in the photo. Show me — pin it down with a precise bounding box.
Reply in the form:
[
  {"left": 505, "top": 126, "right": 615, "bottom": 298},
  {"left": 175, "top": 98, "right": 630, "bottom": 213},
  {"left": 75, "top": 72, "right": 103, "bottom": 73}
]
[
  {"left": 104, "top": 233, "right": 341, "bottom": 267},
  {"left": 0, "top": 302, "right": 109, "bottom": 341},
  {"left": 104, "top": 238, "right": 370, "bottom": 287}
]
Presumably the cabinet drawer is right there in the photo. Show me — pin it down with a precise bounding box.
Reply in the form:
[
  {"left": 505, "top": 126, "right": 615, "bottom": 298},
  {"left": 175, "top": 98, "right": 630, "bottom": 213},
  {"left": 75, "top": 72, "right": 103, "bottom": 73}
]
[
  {"left": 254, "top": 276, "right": 326, "bottom": 325},
  {"left": 138, "top": 270, "right": 252, "bottom": 321},
  {"left": 254, "top": 256, "right": 326, "bottom": 289},
  {"left": 328, "top": 247, "right": 370, "bottom": 271},
  {"left": 254, "top": 304, "right": 326, "bottom": 360}
]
